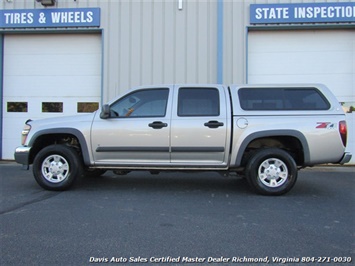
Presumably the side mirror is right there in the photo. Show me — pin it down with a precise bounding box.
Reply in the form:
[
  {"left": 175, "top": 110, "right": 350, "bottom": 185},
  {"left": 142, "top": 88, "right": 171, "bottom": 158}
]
[{"left": 100, "top": 104, "right": 110, "bottom": 119}]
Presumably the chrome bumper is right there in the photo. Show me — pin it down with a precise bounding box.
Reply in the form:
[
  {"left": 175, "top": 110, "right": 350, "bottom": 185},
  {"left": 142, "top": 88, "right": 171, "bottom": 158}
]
[
  {"left": 14, "top": 146, "right": 31, "bottom": 166},
  {"left": 338, "top": 152, "right": 352, "bottom": 164}
]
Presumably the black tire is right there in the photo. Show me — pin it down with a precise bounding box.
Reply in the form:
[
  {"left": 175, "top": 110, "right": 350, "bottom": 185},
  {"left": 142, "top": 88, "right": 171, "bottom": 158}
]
[
  {"left": 245, "top": 148, "right": 298, "bottom": 196},
  {"left": 33, "top": 144, "right": 82, "bottom": 191}
]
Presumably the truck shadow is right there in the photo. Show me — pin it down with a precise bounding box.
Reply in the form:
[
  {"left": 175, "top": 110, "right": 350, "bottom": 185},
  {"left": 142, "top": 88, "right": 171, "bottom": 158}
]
[
  {"left": 77, "top": 171, "right": 252, "bottom": 195},
  {"left": 77, "top": 171, "right": 334, "bottom": 197}
]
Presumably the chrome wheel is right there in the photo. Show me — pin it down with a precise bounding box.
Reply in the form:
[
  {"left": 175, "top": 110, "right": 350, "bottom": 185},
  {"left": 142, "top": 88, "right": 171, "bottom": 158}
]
[
  {"left": 245, "top": 148, "right": 298, "bottom": 195},
  {"left": 258, "top": 158, "right": 288, "bottom": 188},
  {"left": 41, "top": 154, "right": 70, "bottom": 183},
  {"left": 33, "top": 145, "right": 82, "bottom": 191}
]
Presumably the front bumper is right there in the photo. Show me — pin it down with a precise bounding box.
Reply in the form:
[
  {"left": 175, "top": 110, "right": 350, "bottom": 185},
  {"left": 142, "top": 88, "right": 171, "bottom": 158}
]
[
  {"left": 14, "top": 146, "right": 31, "bottom": 166},
  {"left": 338, "top": 152, "right": 352, "bottom": 164}
]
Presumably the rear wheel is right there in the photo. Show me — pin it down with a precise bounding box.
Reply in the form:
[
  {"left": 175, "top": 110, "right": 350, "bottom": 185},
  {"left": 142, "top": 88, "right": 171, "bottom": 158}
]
[
  {"left": 245, "top": 148, "right": 298, "bottom": 196},
  {"left": 33, "top": 145, "right": 82, "bottom": 191}
]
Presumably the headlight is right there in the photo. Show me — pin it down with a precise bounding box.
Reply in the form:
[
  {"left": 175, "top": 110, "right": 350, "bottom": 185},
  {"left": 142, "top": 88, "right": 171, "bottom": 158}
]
[{"left": 21, "top": 124, "right": 32, "bottom": 145}]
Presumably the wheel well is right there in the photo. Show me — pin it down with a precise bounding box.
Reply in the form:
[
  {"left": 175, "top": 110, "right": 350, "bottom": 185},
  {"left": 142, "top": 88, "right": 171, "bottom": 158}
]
[
  {"left": 29, "top": 134, "right": 81, "bottom": 164},
  {"left": 241, "top": 136, "right": 304, "bottom": 166}
]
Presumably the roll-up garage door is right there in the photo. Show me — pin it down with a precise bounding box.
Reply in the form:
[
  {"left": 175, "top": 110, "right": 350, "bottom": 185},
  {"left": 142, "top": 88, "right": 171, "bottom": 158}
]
[
  {"left": 248, "top": 29, "right": 354, "bottom": 164},
  {"left": 2, "top": 34, "right": 101, "bottom": 159}
]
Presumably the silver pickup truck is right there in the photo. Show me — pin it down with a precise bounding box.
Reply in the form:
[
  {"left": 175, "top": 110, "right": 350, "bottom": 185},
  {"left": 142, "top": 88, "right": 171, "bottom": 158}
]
[{"left": 14, "top": 84, "right": 351, "bottom": 195}]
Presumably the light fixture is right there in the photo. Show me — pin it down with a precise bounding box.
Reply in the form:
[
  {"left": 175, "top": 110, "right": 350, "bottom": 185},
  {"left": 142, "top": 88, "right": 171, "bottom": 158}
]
[
  {"left": 36, "top": 0, "right": 56, "bottom": 7},
  {"left": 178, "top": 0, "right": 183, "bottom": 10}
]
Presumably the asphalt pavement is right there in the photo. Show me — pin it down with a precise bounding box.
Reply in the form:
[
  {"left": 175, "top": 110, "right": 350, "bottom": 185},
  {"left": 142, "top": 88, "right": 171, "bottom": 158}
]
[{"left": 0, "top": 162, "right": 354, "bottom": 265}]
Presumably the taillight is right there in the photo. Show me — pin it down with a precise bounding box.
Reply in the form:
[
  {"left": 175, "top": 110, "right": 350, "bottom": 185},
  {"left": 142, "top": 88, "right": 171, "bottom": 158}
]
[{"left": 339, "top": 120, "right": 347, "bottom": 147}]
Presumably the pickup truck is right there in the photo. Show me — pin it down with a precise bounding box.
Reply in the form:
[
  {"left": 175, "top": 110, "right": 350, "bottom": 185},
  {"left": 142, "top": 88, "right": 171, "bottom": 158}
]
[{"left": 14, "top": 84, "right": 352, "bottom": 195}]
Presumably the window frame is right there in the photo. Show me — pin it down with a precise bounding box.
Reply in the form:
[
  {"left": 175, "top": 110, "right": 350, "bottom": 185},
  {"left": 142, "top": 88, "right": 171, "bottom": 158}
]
[
  {"left": 7, "top": 102, "right": 28, "bottom": 112},
  {"left": 109, "top": 88, "right": 170, "bottom": 118},
  {"left": 77, "top": 102, "right": 99, "bottom": 113},
  {"left": 42, "top": 102, "right": 63, "bottom": 113},
  {"left": 238, "top": 87, "right": 330, "bottom": 111},
  {"left": 177, "top": 87, "right": 220, "bottom": 117}
]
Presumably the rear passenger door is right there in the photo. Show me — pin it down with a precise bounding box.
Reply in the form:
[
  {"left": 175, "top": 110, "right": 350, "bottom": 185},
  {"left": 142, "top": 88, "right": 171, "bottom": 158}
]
[{"left": 170, "top": 85, "right": 229, "bottom": 167}]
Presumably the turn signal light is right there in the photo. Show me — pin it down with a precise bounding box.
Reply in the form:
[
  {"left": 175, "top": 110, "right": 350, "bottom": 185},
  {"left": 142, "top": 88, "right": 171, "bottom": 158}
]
[{"left": 21, "top": 124, "right": 32, "bottom": 145}]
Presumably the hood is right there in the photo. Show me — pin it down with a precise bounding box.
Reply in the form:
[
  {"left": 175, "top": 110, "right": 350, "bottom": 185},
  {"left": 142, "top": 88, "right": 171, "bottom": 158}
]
[{"left": 27, "top": 112, "right": 97, "bottom": 129}]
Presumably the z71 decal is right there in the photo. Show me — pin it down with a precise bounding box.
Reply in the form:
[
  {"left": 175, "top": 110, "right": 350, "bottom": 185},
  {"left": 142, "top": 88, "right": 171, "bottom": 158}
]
[{"left": 316, "top": 122, "right": 335, "bottom": 129}]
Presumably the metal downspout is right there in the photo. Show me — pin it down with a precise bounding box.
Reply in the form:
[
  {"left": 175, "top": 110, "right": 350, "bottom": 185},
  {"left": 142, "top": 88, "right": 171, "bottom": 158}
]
[
  {"left": 0, "top": 34, "right": 3, "bottom": 159},
  {"left": 217, "top": 0, "right": 223, "bottom": 84}
]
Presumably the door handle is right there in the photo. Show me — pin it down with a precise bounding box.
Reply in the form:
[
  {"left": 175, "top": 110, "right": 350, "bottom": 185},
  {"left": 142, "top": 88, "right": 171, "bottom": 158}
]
[
  {"left": 204, "top": 120, "right": 224, "bottom": 128},
  {"left": 149, "top": 121, "right": 168, "bottom": 129}
]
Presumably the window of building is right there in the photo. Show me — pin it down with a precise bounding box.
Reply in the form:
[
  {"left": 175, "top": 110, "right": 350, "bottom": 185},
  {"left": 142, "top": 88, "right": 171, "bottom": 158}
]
[
  {"left": 7, "top": 102, "right": 28, "bottom": 112},
  {"left": 178, "top": 88, "right": 220, "bottom": 116},
  {"left": 238, "top": 88, "right": 330, "bottom": 111},
  {"left": 77, "top": 102, "right": 99, "bottom": 113},
  {"left": 110, "top": 88, "right": 169, "bottom": 117},
  {"left": 42, "top": 102, "right": 63, "bottom": 113}
]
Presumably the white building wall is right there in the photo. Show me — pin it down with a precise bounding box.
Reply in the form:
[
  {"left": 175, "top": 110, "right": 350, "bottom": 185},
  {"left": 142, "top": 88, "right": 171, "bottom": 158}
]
[
  {"left": 99, "top": 0, "right": 219, "bottom": 102},
  {"left": 1, "top": 0, "right": 219, "bottom": 101},
  {"left": 222, "top": 0, "right": 355, "bottom": 85},
  {"left": 2, "top": 0, "right": 353, "bottom": 96}
]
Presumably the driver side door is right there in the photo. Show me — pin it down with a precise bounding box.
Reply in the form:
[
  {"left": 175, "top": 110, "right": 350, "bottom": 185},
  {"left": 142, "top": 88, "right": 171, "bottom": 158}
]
[{"left": 91, "top": 86, "right": 172, "bottom": 166}]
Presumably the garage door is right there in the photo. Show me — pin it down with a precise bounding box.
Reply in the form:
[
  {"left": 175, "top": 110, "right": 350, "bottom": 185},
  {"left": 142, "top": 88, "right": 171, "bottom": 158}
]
[
  {"left": 248, "top": 29, "right": 355, "bottom": 164},
  {"left": 2, "top": 34, "right": 101, "bottom": 159}
]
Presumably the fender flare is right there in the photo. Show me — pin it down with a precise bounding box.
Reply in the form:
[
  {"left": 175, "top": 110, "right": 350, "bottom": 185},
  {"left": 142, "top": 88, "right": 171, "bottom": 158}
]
[
  {"left": 28, "top": 128, "right": 91, "bottom": 165},
  {"left": 235, "top": 130, "right": 310, "bottom": 166}
]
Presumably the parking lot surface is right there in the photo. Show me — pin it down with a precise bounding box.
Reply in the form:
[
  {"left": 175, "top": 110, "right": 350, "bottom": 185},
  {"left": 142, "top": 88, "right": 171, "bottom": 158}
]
[{"left": 0, "top": 162, "right": 354, "bottom": 265}]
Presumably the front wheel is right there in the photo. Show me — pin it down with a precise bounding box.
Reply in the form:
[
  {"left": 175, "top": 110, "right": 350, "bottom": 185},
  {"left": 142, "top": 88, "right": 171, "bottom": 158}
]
[
  {"left": 33, "top": 145, "right": 82, "bottom": 191},
  {"left": 245, "top": 148, "right": 298, "bottom": 196}
]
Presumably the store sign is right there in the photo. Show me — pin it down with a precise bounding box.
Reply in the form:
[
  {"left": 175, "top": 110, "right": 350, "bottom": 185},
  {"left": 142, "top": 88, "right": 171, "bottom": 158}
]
[
  {"left": 0, "top": 8, "right": 100, "bottom": 28},
  {"left": 250, "top": 2, "right": 355, "bottom": 24}
]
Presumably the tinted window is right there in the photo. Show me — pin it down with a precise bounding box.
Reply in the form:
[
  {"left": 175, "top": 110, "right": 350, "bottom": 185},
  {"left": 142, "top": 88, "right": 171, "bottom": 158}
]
[
  {"left": 178, "top": 88, "right": 220, "bottom": 116},
  {"left": 77, "top": 102, "right": 99, "bottom": 113},
  {"left": 110, "top": 88, "right": 169, "bottom": 117},
  {"left": 42, "top": 102, "right": 63, "bottom": 113},
  {"left": 238, "top": 88, "right": 330, "bottom": 111},
  {"left": 7, "top": 102, "right": 28, "bottom": 112}
]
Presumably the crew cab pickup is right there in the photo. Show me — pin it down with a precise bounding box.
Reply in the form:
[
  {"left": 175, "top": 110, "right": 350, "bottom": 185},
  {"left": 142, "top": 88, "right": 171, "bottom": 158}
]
[{"left": 14, "top": 84, "right": 352, "bottom": 195}]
